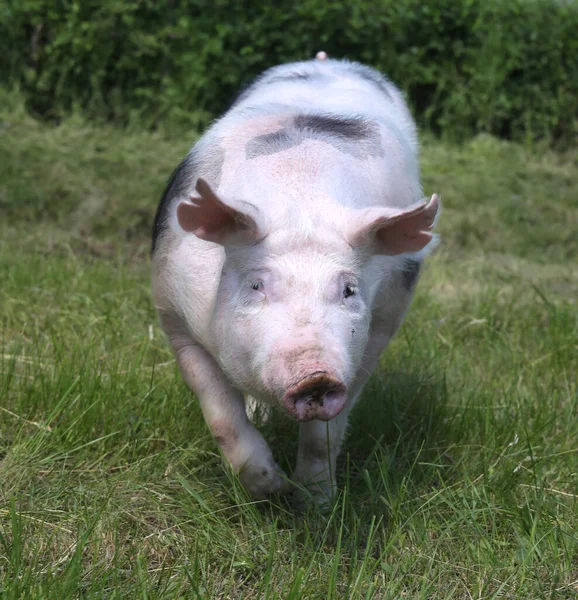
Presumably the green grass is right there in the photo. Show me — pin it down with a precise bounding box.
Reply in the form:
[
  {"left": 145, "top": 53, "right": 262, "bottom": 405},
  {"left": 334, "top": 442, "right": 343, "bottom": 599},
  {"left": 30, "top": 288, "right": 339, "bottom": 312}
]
[{"left": 1, "top": 90, "right": 577, "bottom": 598}]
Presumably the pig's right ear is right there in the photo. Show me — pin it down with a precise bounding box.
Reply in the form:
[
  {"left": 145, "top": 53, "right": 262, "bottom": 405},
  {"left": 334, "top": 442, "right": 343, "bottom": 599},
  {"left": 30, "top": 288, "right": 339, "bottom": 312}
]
[
  {"left": 176, "top": 177, "right": 267, "bottom": 245},
  {"left": 347, "top": 194, "right": 440, "bottom": 255}
]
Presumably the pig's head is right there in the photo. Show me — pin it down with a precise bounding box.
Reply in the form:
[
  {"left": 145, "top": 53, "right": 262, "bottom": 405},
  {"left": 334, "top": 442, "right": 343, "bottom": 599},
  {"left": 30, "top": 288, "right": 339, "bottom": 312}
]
[{"left": 176, "top": 178, "right": 439, "bottom": 421}]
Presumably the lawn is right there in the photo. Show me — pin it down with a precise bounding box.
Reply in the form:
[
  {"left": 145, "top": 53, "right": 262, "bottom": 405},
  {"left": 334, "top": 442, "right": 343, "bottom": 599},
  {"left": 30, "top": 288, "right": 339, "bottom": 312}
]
[{"left": 1, "top": 91, "right": 577, "bottom": 598}]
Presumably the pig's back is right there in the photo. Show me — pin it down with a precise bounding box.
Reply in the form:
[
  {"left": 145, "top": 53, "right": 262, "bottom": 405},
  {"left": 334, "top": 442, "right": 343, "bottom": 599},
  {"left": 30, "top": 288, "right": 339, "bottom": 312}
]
[
  {"left": 152, "top": 59, "right": 420, "bottom": 255},
  {"left": 225, "top": 59, "right": 417, "bottom": 153}
]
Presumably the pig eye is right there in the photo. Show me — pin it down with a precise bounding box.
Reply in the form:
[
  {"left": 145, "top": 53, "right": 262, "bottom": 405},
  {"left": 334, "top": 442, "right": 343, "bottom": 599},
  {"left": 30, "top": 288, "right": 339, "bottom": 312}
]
[
  {"left": 343, "top": 284, "right": 356, "bottom": 299},
  {"left": 251, "top": 281, "right": 264, "bottom": 292}
]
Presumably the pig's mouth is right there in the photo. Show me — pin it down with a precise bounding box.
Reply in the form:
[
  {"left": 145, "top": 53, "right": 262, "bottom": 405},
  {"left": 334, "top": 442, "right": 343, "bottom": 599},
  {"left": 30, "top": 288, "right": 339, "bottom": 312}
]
[{"left": 282, "top": 371, "right": 347, "bottom": 421}]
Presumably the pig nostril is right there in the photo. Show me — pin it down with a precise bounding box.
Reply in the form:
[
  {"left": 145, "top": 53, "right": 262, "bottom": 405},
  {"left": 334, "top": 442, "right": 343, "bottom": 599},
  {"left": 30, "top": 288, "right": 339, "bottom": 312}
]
[
  {"left": 292, "top": 382, "right": 335, "bottom": 406},
  {"left": 299, "top": 387, "right": 333, "bottom": 406},
  {"left": 322, "top": 390, "right": 343, "bottom": 407},
  {"left": 283, "top": 373, "right": 347, "bottom": 421}
]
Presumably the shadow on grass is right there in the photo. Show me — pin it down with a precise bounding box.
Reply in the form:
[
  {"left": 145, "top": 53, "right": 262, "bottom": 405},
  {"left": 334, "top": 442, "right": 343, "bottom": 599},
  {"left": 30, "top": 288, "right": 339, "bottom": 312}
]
[
  {"left": 345, "top": 367, "right": 456, "bottom": 508},
  {"left": 242, "top": 365, "right": 456, "bottom": 527}
]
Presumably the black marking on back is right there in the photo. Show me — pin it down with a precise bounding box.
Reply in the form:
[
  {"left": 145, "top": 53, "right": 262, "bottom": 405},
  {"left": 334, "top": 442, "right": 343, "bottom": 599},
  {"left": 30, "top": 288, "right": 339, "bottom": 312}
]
[
  {"left": 151, "top": 143, "right": 226, "bottom": 253},
  {"left": 204, "top": 145, "right": 226, "bottom": 190},
  {"left": 151, "top": 145, "right": 226, "bottom": 253},
  {"left": 401, "top": 259, "right": 422, "bottom": 291},
  {"left": 246, "top": 114, "right": 383, "bottom": 160},
  {"left": 245, "top": 129, "right": 295, "bottom": 159},
  {"left": 152, "top": 145, "right": 226, "bottom": 253},
  {"left": 293, "top": 114, "right": 375, "bottom": 141},
  {"left": 152, "top": 154, "right": 195, "bottom": 253},
  {"left": 267, "top": 71, "right": 315, "bottom": 84}
]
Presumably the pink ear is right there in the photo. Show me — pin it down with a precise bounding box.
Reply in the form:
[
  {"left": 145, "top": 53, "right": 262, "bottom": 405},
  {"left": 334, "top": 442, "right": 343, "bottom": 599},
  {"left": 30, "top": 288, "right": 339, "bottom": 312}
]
[
  {"left": 176, "top": 177, "right": 265, "bottom": 245},
  {"left": 348, "top": 194, "right": 440, "bottom": 255}
]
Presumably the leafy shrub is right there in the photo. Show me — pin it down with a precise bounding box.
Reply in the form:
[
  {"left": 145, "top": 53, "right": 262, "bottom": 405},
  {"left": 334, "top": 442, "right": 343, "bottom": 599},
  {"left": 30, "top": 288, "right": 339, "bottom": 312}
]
[{"left": 1, "top": 0, "right": 577, "bottom": 143}]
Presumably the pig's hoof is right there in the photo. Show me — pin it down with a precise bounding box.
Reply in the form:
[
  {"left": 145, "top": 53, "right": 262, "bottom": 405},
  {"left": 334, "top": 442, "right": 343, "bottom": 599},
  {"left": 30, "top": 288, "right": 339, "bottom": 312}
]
[
  {"left": 245, "top": 396, "right": 271, "bottom": 425},
  {"left": 291, "top": 466, "right": 337, "bottom": 509},
  {"left": 293, "top": 481, "right": 336, "bottom": 510},
  {"left": 239, "top": 457, "right": 291, "bottom": 500}
]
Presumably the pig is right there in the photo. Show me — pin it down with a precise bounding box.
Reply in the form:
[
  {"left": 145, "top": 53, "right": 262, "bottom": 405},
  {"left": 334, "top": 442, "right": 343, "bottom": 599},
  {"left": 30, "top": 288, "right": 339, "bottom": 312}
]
[{"left": 151, "top": 54, "right": 440, "bottom": 503}]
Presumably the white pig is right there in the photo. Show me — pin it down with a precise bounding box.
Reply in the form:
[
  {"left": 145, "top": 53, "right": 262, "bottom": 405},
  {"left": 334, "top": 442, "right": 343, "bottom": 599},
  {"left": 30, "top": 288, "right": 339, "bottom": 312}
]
[{"left": 151, "top": 55, "right": 440, "bottom": 503}]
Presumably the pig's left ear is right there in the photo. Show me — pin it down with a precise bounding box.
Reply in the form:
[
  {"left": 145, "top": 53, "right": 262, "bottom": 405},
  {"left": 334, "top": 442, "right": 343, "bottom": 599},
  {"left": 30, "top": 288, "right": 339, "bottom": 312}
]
[
  {"left": 176, "top": 177, "right": 267, "bottom": 245},
  {"left": 347, "top": 194, "right": 440, "bottom": 255}
]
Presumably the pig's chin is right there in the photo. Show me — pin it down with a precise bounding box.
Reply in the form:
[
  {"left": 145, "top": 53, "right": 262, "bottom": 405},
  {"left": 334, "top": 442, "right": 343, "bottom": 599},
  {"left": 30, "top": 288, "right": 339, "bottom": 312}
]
[{"left": 281, "top": 372, "right": 348, "bottom": 422}]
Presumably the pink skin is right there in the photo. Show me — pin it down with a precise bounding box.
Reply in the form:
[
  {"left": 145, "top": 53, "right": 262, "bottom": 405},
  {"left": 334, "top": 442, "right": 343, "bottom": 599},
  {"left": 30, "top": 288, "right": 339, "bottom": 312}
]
[
  {"left": 210, "top": 252, "right": 369, "bottom": 421},
  {"left": 152, "top": 58, "right": 444, "bottom": 503},
  {"left": 177, "top": 179, "right": 438, "bottom": 423},
  {"left": 163, "top": 177, "right": 439, "bottom": 501},
  {"left": 262, "top": 325, "right": 350, "bottom": 421}
]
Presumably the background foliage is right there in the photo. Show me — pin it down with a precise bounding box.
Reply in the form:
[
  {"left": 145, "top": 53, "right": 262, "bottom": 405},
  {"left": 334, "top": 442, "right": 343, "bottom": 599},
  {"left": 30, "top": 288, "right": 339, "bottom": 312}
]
[{"left": 1, "top": 0, "right": 577, "bottom": 143}]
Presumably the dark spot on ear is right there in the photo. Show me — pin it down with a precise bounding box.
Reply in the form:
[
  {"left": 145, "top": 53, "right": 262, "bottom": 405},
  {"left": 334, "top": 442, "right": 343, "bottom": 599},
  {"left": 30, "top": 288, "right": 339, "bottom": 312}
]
[{"left": 402, "top": 259, "right": 422, "bottom": 291}]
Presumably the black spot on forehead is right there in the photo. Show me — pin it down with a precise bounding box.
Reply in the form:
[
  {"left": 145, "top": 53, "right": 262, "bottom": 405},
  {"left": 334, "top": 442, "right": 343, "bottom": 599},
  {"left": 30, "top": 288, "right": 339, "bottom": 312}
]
[
  {"left": 401, "top": 259, "right": 422, "bottom": 291},
  {"left": 245, "top": 113, "right": 383, "bottom": 160}
]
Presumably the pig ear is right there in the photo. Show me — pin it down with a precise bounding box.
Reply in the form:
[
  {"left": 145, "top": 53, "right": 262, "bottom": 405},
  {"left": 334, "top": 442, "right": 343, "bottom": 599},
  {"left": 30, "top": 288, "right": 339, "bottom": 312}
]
[
  {"left": 348, "top": 194, "right": 440, "bottom": 255},
  {"left": 176, "top": 177, "right": 266, "bottom": 245}
]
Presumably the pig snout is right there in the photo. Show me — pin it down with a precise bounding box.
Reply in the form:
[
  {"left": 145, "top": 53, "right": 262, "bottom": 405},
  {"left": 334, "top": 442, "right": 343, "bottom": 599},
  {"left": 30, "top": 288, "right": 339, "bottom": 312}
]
[{"left": 282, "top": 372, "right": 347, "bottom": 421}]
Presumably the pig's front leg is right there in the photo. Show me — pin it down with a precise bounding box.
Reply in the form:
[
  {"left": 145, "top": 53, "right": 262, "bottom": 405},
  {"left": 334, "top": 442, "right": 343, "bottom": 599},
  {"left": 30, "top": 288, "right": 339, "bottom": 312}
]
[
  {"left": 174, "top": 340, "right": 289, "bottom": 499},
  {"left": 292, "top": 331, "right": 390, "bottom": 504},
  {"left": 291, "top": 408, "right": 352, "bottom": 505},
  {"left": 292, "top": 280, "right": 415, "bottom": 504}
]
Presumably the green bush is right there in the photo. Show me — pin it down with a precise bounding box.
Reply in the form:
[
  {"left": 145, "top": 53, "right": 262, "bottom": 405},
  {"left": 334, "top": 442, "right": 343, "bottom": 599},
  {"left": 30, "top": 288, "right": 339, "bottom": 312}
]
[{"left": 1, "top": 0, "right": 577, "bottom": 143}]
